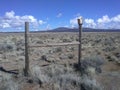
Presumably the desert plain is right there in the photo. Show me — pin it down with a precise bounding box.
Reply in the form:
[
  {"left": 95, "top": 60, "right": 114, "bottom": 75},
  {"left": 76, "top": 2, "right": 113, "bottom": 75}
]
[{"left": 0, "top": 32, "right": 120, "bottom": 90}]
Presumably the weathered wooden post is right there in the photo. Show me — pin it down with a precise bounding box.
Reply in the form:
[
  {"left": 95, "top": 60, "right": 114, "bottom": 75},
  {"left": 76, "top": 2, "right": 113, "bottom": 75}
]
[
  {"left": 24, "top": 22, "right": 30, "bottom": 76},
  {"left": 77, "top": 18, "right": 83, "bottom": 68}
]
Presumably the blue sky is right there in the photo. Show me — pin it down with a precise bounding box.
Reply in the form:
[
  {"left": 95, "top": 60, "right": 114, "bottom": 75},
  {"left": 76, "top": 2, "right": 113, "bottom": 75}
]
[{"left": 0, "top": 0, "right": 120, "bottom": 31}]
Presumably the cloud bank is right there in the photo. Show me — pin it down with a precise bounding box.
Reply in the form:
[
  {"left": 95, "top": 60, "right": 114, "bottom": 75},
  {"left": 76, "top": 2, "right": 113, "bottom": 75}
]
[
  {"left": 0, "top": 11, "right": 45, "bottom": 30},
  {"left": 70, "top": 14, "right": 120, "bottom": 29},
  {"left": 0, "top": 11, "right": 120, "bottom": 31}
]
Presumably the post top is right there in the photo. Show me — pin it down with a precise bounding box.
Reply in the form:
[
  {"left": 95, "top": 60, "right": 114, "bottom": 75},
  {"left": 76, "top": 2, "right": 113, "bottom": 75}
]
[
  {"left": 77, "top": 17, "right": 83, "bottom": 25},
  {"left": 25, "top": 22, "right": 29, "bottom": 24}
]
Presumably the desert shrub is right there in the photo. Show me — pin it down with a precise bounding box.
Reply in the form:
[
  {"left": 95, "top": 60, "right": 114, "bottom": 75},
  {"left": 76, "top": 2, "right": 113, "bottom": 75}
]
[
  {"left": 104, "top": 38, "right": 115, "bottom": 46},
  {"left": 18, "top": 56, "right": 24, "bottom": 61},
  {"left": 102, "top": 46, "right": 116, "bottom": 52},
  {"left": 66, "top": 47, "right": 75, "bottom": 52},
  {"left": 45, "top": 64, "right": 66, "bottom": 78},
  {"left": 43, "top": 64, "right": 102, "bottom": 90},
  {"left": 56, "top": 74, "right": 81, "bottom": 90},
  {"left": 81, "top": 75, "right": 102, "bottom": 90},
  {"left": 16, "top": 39, "right": 24, "bottom": 46},
  {"left": 76, "top": 38, "right": 79, "bottom": 41},
  {"left": 40, "top": 55, "right": 50, "bottom": 61},
  {"left": 60, "top": 74, "right": 81, "bottom": 84},
  {"left": 0, "top": 43, "right": 15, "bottom": 52},
  {"left": 43, "top": 64, "right": 82, "bottom": 90},
  {"left": 0, "top": 80, "right": 19, "bottom": 90},
  {"left": 68, "top": 54, "right": 74, "bottom": 59},
  {"left": 41, "top": 55, "right": 47, "bottom": 61},
  {"left": 81, "top": 56, "right": 105, "bottom": 75},
  {"left": 82, "top": 56, "right": 104, "bottom": 67},
  {"left": 36, "top": 41, "right": 43, "bottom": 44},
  {"left": 59, "top": 54, "right": 68, "bottom": 60},
  {"left": 106, "top": 55, "right": 117, "bottom": 62},
  {"left": 94, "top": 38, "right": 101, "bottom": 43},
  {"left": 92, "top": 38, "right": 102, "bottom": 46},
  {"left": 30, "top": 66, "right": 49, "bottom": 84},
  {"left": 62, "top": 38, "right": 71, "bottom": 42},
  {"left": 53, "top": 47, "right": 62, "bottom": 53},
  {"left": 16, "top": 39, "right": 25, "bottom": 51},
  {"left": 114, "top": 52, "right": 120, "bottom": 58},
  {"left": 0, "top": 72, "right": 19, "bottom": 90},
  {"left": 0, "top": 72, "right": 12, "bottom": 82}
]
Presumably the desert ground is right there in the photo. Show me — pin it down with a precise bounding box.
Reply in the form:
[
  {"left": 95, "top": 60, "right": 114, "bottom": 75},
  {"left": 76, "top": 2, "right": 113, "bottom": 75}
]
[{"left": 0, "top": 32, "right": 120, "bottom": 90}]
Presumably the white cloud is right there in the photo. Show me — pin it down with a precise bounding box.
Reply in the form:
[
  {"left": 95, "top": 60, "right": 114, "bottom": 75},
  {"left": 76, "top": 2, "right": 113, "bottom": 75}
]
[
  {"left": 70, "top": 14, "right": 120, "bottom": 29},
  {"left": 97, "top": 14, "right": 120, "bottom": 29},
  {"left": 46, "top": 24, "right": 51, "bottom": 30},
  {"left": 1, "top": 11, "right": 120, "bottom": 30},
  {"left": 39, "top": 20, "right": 46, "bottom": 25},
  {"left": 111, "top": 15, "right": 120, "bottom": 22},
  {"left": 0, "top": 23, "right": 11, "bottom": 28},
  {"left": 0, "top": 11, "right": 46, "bottom": 29},
  {"left": 97, "top": 15, "right": 110, "bottom": 23},
  {"left": 56, "top": 13, "right": 62, "bottom": 18},
  {"left": 5, "top": 10, "right": 15, "bottom": 18},
  {"left": 70, "top": 16, "right": 82, "bottom": 28},
  {"left": 85, "top": 19, "right": 96, "bottom": 28}
]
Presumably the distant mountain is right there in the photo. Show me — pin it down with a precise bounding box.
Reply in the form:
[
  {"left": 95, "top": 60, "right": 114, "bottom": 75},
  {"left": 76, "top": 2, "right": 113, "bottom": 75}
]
[
  {"left": 45, "top": 27, "right": 120, "bottom": 32},
  {"left": 0, "top": 27, "right": 120, "bottom": 33},
  {"left": 50, "top": 27, "right": 78, "bottom": 32}
]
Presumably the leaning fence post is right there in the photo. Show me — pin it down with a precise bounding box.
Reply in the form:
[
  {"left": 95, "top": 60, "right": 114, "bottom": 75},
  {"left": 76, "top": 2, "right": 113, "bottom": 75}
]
[
  {"left": 77, "top": 18, "right": 83, "bottom": 68},
  {"left": 24, "top": 22, "right": 30, "bottom": 76}
]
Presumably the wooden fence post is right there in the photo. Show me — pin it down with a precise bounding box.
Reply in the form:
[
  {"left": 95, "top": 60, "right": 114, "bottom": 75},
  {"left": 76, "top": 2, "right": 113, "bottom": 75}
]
[
  {"left": 77, "top": 18, "right": 82, "bottom": 68},
  {"left": 24, "top": 22, "right": 30, "bottom": 76}
]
